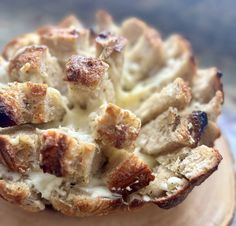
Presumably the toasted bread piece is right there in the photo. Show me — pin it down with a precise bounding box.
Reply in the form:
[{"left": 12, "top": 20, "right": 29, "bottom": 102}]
[
  {"left": 8, "top": 45, "right": 64, "bottom": 91},
  {"left": 0, "top": 130, "right": 39, "bottom": 173},
  {"left": 103, "top": 149, "right": 154, "bottom": 195},
  {"left": 40, "top": 130, "right": 99, "bottom": 183},
  {"left": 50, "top": 190, "right": 123, "bottom": 217},
  {"left": 126, "top": 28, "right": 164, "bottom": 78},
  {"left": 40, "top": 27, "right": 80, "bottom": 64},
  {"left": 0, "top": 82, "right": 66, "bottom": 127},
  {"left": 137, "top": 108, "right": 208, "bottom": 155},
  {"left": 0, "top": 180, "right": 45, "bottom": 212},
  {"left": 187, "top": 90, "right": 223, "bottom": 121},
  {"left": 65, "top": 55, "right": 114, "bottom": 109},
  {"left": 96, "top": 32, "right": 127, "bottom": 92},
  {"left": 156, "top": 145, "right": 222, "bottom": 181},
  {"left": 0, "top": 127, "right": 102, "bottom": 184},
  {"left": 135, "top": 78, "right": 192, "bottom": 123},
  {"left": 138, "top": 145, "right": 222, "bottom": 208},
  {"left": 90, "top": 103, "right": 141, "bottom": 150},
  {"left": 2, "top": 33, "right": 40, "bottom": 60},
  {"left": 193, "top": 68, "right": 223, "bottom": 103}
]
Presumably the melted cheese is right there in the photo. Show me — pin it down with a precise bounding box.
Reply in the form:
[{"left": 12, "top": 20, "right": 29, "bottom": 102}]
[
  {"left": 62, "top": 107, "right": 90, "bottom": 131},
  {"left": 80, "top": 186, "right": 115, "bottom": 198},
  {"left": 79, "top": 178, "right": 121, "bottom": 199},
  {"left": 0, "top": 164, "right": 21, "bottom": 181},
  {"left": 27, "top": 172, "right": 63, "bottom": 200}
]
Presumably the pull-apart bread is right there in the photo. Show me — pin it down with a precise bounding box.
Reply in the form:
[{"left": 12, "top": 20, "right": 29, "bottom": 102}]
[{"left": 0, "top": 10, "right": 223, "bottom": 216}]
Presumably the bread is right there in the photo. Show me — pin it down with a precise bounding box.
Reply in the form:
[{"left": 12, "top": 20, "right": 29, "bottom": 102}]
[{"left": 0, "top": 11, "right": 223, "bottom": 217}]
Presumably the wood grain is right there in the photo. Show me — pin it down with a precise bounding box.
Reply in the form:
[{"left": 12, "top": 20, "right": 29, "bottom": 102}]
[{"left": 0, "top": 137, "right": 234, "bottom": 226}]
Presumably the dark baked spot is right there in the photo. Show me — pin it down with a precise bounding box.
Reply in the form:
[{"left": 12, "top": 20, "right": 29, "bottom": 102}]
[
  {"left": 40, "top": 132, "right": 68, "bottom": 177},
  {"left": 0, "top": 102, "right": 16, "bottom": 128},
  {"left": 216, "top": 71, "right": 223, "bottom": 78},
  {"left": 0, "top": 137, "right": 16, "bottom": 171},
  {"left": 96, "top": 32, "right": 127, "bottom": 56},
  {"left": 98, "top": 32, "right": 109, "bottom": 39},
  {"left": 27, "top": 82, "right": 47, "bottom": 97},
  {"left": 65, "top": 55, "right": 107, "bottom": 88},
  {"left": 97, "top": 125, "right": 128, "bottom": 149},
  {"left": 189, "top": 111, "right": 208, "bottom": 144},
  {"left": 107, "top": 155, "right": 155, "bottom": 196}
]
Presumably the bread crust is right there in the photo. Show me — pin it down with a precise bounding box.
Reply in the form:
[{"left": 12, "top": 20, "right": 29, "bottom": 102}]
[
  {"left": 0, "top": 82, "right": 66, "bottom": 127},
  {"left": 0, "top": 180, "right": 45, "bottom": 212},
  {"left": 154, "top": 153, "right": 221, "bottom": 209},
  {"left": 105, "top": 153, "right": 154, "bottom": 195},
  {"left": 91, "top": 103, "right": 141, "bottom": 150}
]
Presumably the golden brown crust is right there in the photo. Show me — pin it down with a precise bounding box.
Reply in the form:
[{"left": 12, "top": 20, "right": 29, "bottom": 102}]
[
  {"left": 0, "top": 133, "right": 39, "bottom": 173},
  {"left": 0, "top": 92, "right": 21, "bottom": 127},
  {"left": 137, "top": 108, "right": 208, "bottom": 155},
  {"left": 40, "top": 131, "right": 67, "bottom": 177},
  {"left": 65, "top": 55, "right": 108, "bottom": 89},
  {"left": 154, "top": 154, "right": 221, "bottom": 209},
  {"left": 91, "top": 103, "right": 141, "bottom": 149},
  {"left": 51, "top": 193, "right": 123, "bottom": 217},
  {"left": 106, "top": 154, "right": 154, "bottom": 196},
  {"left": 0, "top": 82, "right": 65, "bottom": 127},
  {"left": 8, "top": 45, "right": 47, "bottom": 77},
  {"left": 0, "top": 180, "right": 45, "bottom": 212},
  {"left": 40, "top": 130, "right": 97, "bottom": 183},
  {"left": 8, "top": 45, "right": 64, "bottom": 91}
]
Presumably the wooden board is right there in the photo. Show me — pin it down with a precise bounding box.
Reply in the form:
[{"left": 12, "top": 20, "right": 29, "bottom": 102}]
[{"left": 0, "top": 137, "right": 235, "bottom": 226}]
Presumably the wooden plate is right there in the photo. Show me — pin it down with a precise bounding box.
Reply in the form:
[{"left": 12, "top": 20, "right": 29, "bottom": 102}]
[{"left": 0, "top": 137, "right": 235, "bottom": 226}]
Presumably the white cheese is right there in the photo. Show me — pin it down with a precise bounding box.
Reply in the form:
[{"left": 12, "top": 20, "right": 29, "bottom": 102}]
[
  {"left": 62, "top": 106, "right": 90, "bottom": 131},
  {"left": 80, "top": 186, "right": 115, "bottom": 198},
  {"left": 79, "top": 178, "right": 121, "bottom": 199},
  {"left": 142, "top": 195, "right": 151, "bottom": 202},
  {"left": 27, "top": 172, "right": 63, "bottom": 200},
  {"left": 57, "top": 126, "right": 93, "bottom": 143},
  {"left": 0, "top": 164, "right": 21, "bottom": 181}
]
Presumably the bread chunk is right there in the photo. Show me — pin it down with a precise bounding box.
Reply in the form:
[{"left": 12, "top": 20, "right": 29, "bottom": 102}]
[
  {"left": 8, "top": 45, "right": 64, "bottom": 91},
  {"left": 0, "top": 82, "right": 65, "bottom": 127},
  {"left": 90, "top": 103, "right": 141, "bottom": 150},
  {"left": 136, "top": 78, "right": 191, "bottom": 123},
  {"left": 40, "top": 28, "right": 80, "bottom": 64},
  {"left": 104, "top": 150, "right": 154, "bottom": 195},
  {"left": 65, "top": 55, "right": 115, "bottom": 109},
  {"left": 137, "top": 108, "right": 208, "bottom": 155},
  {"left": 40, "top": 130, "right": 98, "bottom": 184}
]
